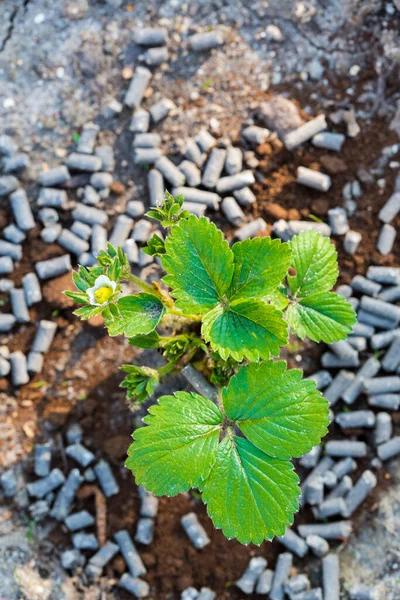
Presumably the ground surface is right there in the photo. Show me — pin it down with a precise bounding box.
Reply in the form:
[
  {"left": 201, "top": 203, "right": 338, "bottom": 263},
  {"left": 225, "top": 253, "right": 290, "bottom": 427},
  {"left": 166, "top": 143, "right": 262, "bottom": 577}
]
[{"left": 1, "top": 0, "right": 400, "bottom": 598}]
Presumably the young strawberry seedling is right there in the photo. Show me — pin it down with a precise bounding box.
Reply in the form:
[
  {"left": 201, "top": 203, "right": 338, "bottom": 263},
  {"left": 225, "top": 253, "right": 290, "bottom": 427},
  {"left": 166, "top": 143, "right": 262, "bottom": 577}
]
[{"left": 66, "top": 193, "right": 356, "bottom": 545}]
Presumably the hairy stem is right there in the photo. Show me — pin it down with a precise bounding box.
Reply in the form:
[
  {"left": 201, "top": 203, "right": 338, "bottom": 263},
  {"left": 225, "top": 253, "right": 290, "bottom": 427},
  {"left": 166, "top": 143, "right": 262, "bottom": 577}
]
[{"left": 167, "top": 307, "right": 202, "bottom": 322}]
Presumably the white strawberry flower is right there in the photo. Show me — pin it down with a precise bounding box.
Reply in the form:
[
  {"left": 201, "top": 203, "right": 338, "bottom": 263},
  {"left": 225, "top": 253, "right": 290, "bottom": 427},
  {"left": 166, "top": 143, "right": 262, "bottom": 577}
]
[{"left": 86, "top": 275, "right": 117, "bottom": 307}]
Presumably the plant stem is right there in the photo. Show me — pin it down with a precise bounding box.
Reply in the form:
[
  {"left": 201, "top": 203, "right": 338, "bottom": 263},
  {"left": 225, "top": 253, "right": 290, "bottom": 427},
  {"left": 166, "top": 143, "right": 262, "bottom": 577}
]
[
  {"left": 158, "top": 359, "right": 178, "bottom": 377},
  {"left": 125, "top": 271, "right": 172, "bottom": 305},
  {"left": 167, "top": 307, "right": 202, "bottom": 322}
]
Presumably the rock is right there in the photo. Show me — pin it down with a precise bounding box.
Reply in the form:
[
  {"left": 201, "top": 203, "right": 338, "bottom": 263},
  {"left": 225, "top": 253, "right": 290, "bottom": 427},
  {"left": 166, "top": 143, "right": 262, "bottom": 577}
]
[
  {"left": 308, "top": 58, "right": 324, "bottom": 80},
  {"left": 320, "top": 155, "right": 348, "bottom": 174},
  {"left": 258, "top": 96, "right": 304, "bottom": 138}
]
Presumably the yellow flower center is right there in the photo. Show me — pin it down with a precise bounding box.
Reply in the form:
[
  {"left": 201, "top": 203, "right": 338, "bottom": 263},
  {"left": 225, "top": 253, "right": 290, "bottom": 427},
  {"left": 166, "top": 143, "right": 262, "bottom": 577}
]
[{"left": 94, "top": 285, "right": 113, "bottom": 304}]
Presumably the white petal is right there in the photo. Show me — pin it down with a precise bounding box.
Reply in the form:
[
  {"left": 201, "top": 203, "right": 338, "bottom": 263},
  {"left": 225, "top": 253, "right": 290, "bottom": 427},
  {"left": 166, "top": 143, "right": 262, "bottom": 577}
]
[{"left": 93, "top": 274, "right": 112, "bottom": 290}]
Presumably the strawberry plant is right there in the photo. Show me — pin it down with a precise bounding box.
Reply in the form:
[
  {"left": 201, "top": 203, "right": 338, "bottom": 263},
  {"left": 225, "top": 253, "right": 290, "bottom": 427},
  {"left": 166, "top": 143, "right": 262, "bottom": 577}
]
[{"left": 66, "top": 193, "right": 356, "bottom": 544}]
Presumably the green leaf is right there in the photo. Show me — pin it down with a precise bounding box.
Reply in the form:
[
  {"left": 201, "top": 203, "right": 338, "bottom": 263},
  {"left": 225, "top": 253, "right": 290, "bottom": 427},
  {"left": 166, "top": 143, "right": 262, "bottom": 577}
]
[
  {"left": 267, "top": 288, "right": 289, "bottom": 311},
  {"left": 228, "top": 237, "right": 291, "bottom": 302},
  {"left": 223, "top": 361, "right": 329, "bottom": 460},
  {"left": 64, "top": 290, "right": 89, "bottom": 304},
  {"left": 143, "top": 234, "right": 165, "bottom": 257},
  {"left": 200, "top": 436, "right": 299, "bottom": 544},
  {"left": 286, "top": 291, "right": 357, "bottom": 343},
  {"left": 162, "top": 215, "right": 234, "bottom": 315},
  {"left": 202, "top": 299, "right": 288, "bottom": 361},
  {"left": 120, "top": 365, "right": 159, "bottom": 403},
  {"left": 128, "top": 331, "right": 160, "bottom": 349},
  {"left": 73, "top": 305, "right": 103, "bottom": 320},
  {"left": 126, "top": 392, "right": 223, "bottom": 495},
  {"left": 288, "top": 230, "right": 338, "bottom": 298},
  {"left": 105, "top": 293, "right": 165, "bottom": 337}
]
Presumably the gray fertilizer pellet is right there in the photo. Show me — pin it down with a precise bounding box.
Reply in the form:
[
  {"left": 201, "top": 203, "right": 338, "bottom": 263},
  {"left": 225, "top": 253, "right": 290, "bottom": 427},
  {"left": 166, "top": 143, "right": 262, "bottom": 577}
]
[
  {"left": 133, "top": 133, "right": 161, "bottom": 149},
  {"left": 58, "top": 229, "right": 89, "bottom": 256},
  {"left": 90, "top": 172, "right": 113, "bottom": 190},
  {"left": 322, "top": 554, "right": 340, "bottom": 600},
  {"left": 36, "top": 254, "right": 71, "bottom": 280},
  {"left": 9, "top": 190, "right": 34, "bottom": 231},
  {"left": 109, "top": 215, "right": 133, "bottom": 247},
  {"left": 349, "top": 585, "right": 378, "bottom": 600},
  {"left": 307, "top": 370, "right": 332, "bottom": 390},
  {"left": 343, "top": 470, "right": 377, "bottom": 517},
  {"left": 296, "top": 166, "right": 331, "bottom": 192},
  {"left": 61, "top": 549, "right": 85, "bottom": 570},
  {"left": 363, "top": 376, "right": 400, "bottom": 394},
  {"left": 66, "top": 423, "right": 83, "bottom": 445},
  {"left": 242, "top": 125, "right": 270, "bottom": 145},
  {"left": 85, "top": 563, "right": 102, "bottom": 579},
  {"left": 317, "top": 497, "right": 347, "bottom": 519},
  {"left": 95, "top": 145, "right": 115, "bottom": 172},
  {"left": 0, "top": 278, "right": 13, "bottom": 291},
  {"left": 202, "top": 148, "right": 227, "bottom": 188},
  {"left": 71, "top": 221, "right": 92, "bottom": 241},
  {"left": 138, "top": 487, "right": 159, "bottom": 518},
  {"left": 328, "top": 207, "right": 349, "bottom": 235},
  {"left": 172, "top": 187, "right": 220, "bottom": 209},
  {"left": 292, "top": 588, "right": 323, "bottom": 599},
  {"left": 51, "top": 468, "right": 83, "bottom": 520},
  {"left": 0, "top": 176, "right": 19, "bottom": 198},
  {"left": 178, "top": 160, "right": 201, "bottom": 187},
  {"left": 236, "top": 556, "right": 267, "bottom": 594},
  {"left": 352, "top": 322, "right": 375, "bottom": 338},
  {"left": 284, "top": 114, "right": 327, "bottom": 150},
  {"left": 382, "top": 337, "right": 400, "bottom": 371},
  {"left": 0, "top": 135, "right": 18, "bottom": 156},
  {"left": 150, "top": 98, "right": 175, "bottom": 123},
  {"left": 288, "top": 220, "right": 331, "bottom": 238},
  {"left": 216, "top": 170, "right": 255, "bottom": 193},
  {"left": 0, "top": 314, "right": 16, "bottom": 332},
  {"left": 305, "top": 476, "right": 324, "bottom": 505},
  {"left": 76, "top": 122, "right": 99, "bottom": 154},
  {"left": 1, "top": 469, "right": 18, "bottom": 496},
  {"left": 142, "top": 46, "right": 169, "bottom": 66},
  {"left": 321, "top": 352, "right": 359, "bottom": 369},
  {"left": 183, "top": 138, "right": 204, "bottom": 165},
  {"left": 255, "top": 569, "right": 274, "bottom": 594},
  {"left": 89, "top": 540, "right": 119, "bottom": 569},
  {"left": 39, "top": 166, "right": 70, "bottom": 187},
  {"left": 225, "top": 146, "right": 242, "bottom": 175},
  {"left": 301, "top": 456, "right": 334, "bottom": 501},
  {"left": 0, "top": 357, "right": 10, "bottom": 377},
  {"left": 377, "top": 223, "right": 396, "bottom": 255},
  {"left": 147, "top": 169, "right": 164, "bottom": 207},
  {"left": 221, "top": 196, "right": 245, "bottom": 225},
  {"left": 336, "top": 410, "right": 376, "bottom": 429},
  {"left": 119, "top": 574, "right": 149, "bottom": 598},
  {"left": 378, "top": 191, "right": 400, "bottom": 223},
  {"left": 305, "top": 534, "right": 329, "bottom": 557},
  {"left": 182, "top": 202, "right": 208, "bottom": 217},
  {"left": 114, "top": 530, "right": 146, "bottom": 577},
  {"left": 348, "top": 336, "right": 367, "bottom": 351},
  {"left": 10, "top": 351, "right": 29, "bottom": 386},
  {"left": 235, "top": 218, "right": 267, "bottom": 241},
  {"left": 197, "top": 588, "right": 216, "bottom": 600},
  {"left": 299, "top": 445, "right": 321, "bottom": 469},
  {"left": 368, "top": 393, "right": 400, "bottom": 410},
  {"left": 377, "top": 436, "right": 400, "bottom": 461},
  {"left": 329, "top": 340, "right": 357, "bottom": 359},
  {"left": 299, "top": 521, "right": 352, "bottom": 540},
  {"left": 131, "top": 220, "right": 152, "bottom": 244},
  {"left": 41, "top": 224, "right": 62, "bottom": 244},
  {"left": 325, "top": 476, "right": 353, "bottom": 502},
  {"left": 134, "top": 147, "right": 163, "bottom": 165},
  {"left": 10, "top": 288, "right": 30, "bottom": 323},
  {"left": 332, "top": 457, "right": 357, "bottom": 479},
  {"left": 130, "top": 108, "right": 150, "bottom": 134},
  {"left": 94, "top": 460, "right": 120, "bottom": 498},
  {"left": 125, "top": 67, "right": 152, "bottom": 109},
  {"left": 126, "top": 201, "right": 145, "bottom": 218},
  {"left": 37, "top": 187, "right": 68, "bottom": 208},
  {"left": 139, "top": 251, "right": 153, "bottom": 267},
  {"left": 32, "top": 320, "right": 57, "bottom": 353},
  {"left": 360, "top": 295, "right": 400, "bottom": 322},
  {"left": 27, "top": 351, "right": 44, "bottom": 374},
  {"left": 27, "top": 468, "right": 65, "bottom": 498},
  {"left": 73, "top": 533, "right": 99, "bottom": 551},
  {"left": 38, "top": 208, "right": 59, "bottom": 225},
  {"left": 367, "top": 265, "right": 400, "bottom": 285},
  {"left": 277, "top": 528, "right": 308, "bottom": 557},
  {"left": 123, "top": 239, "right": 139, "bottom": 264},
  {"left": 91, "top": 224, "right": 107, "bottom": 256},
  {"left": 134, "top": 26, "right": 168, "bottom": 46},
  {"left": 189, "top": 30, "right": 224, "bottom": 52},
  {"left": 181, "top": 587, "right": 198, "bottom": 600},
  {"left": 351, "top": 274, "right": 381, "bottom": 296},
  {"left": 357, "top": 310, "right": 397, "bottom": 330},
  {"left": 270, "top": 552, "right": 293, "bottom": 600},
  {"left": 65, "top": 510, "right": 95, "bottom": 532},
  {"left": 312, "top": 131, "right": 345, "bottom": 151},
  {"left": 181, "top": 512, "right": 210, "bottom": 549},
  {"left": 379, "top": 285, "right": 400, "bottom": 304},
  {"left": 285, "top": 574, "right": 310, "bottom": 596},
  {"left": 181, "top": 364, "right": 218, "bottom": 402},
  {"left": 374, "top": 412, "right": 392, "bottom": 445},
  {"left": 342, "top": 357, "right": 381, "bottom": 405},
  {"left": 65, "top": 153, "right": 102, "bottom": 172},
  {"left": 135, "top": 518, "right": 154, "bottom": 545},
  {"left": 34, "top": 443, "right": 52, "bottom": 477},
  {"left": 66, "top": 443, "right": 95, "bottom": 468},
  {"left": 336, "top": 284, "right": 353, "bottom": 298},
  {"left": 321, "top": 470, "right": 337, "bottom": 488},
  {"left": 0, "top": 256, "right": 13, "bottom": 275},
  {"left": 324, "top": 370, "right": 355, "bottom": 406},
  {"left": 0, "top": 240, "right": 22, "bottom": 261},
  {"left": 325, "top": 441, "right": 367, "bottom": 458},
  {"left": 344, "top": 231, "right": 362, "bottom": 255},
  {"left": 155, "top": 156, "right": 185, "bottom": 187},
  {"left": 72, "top": 203, "right": 108, "bottom": 226}
]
